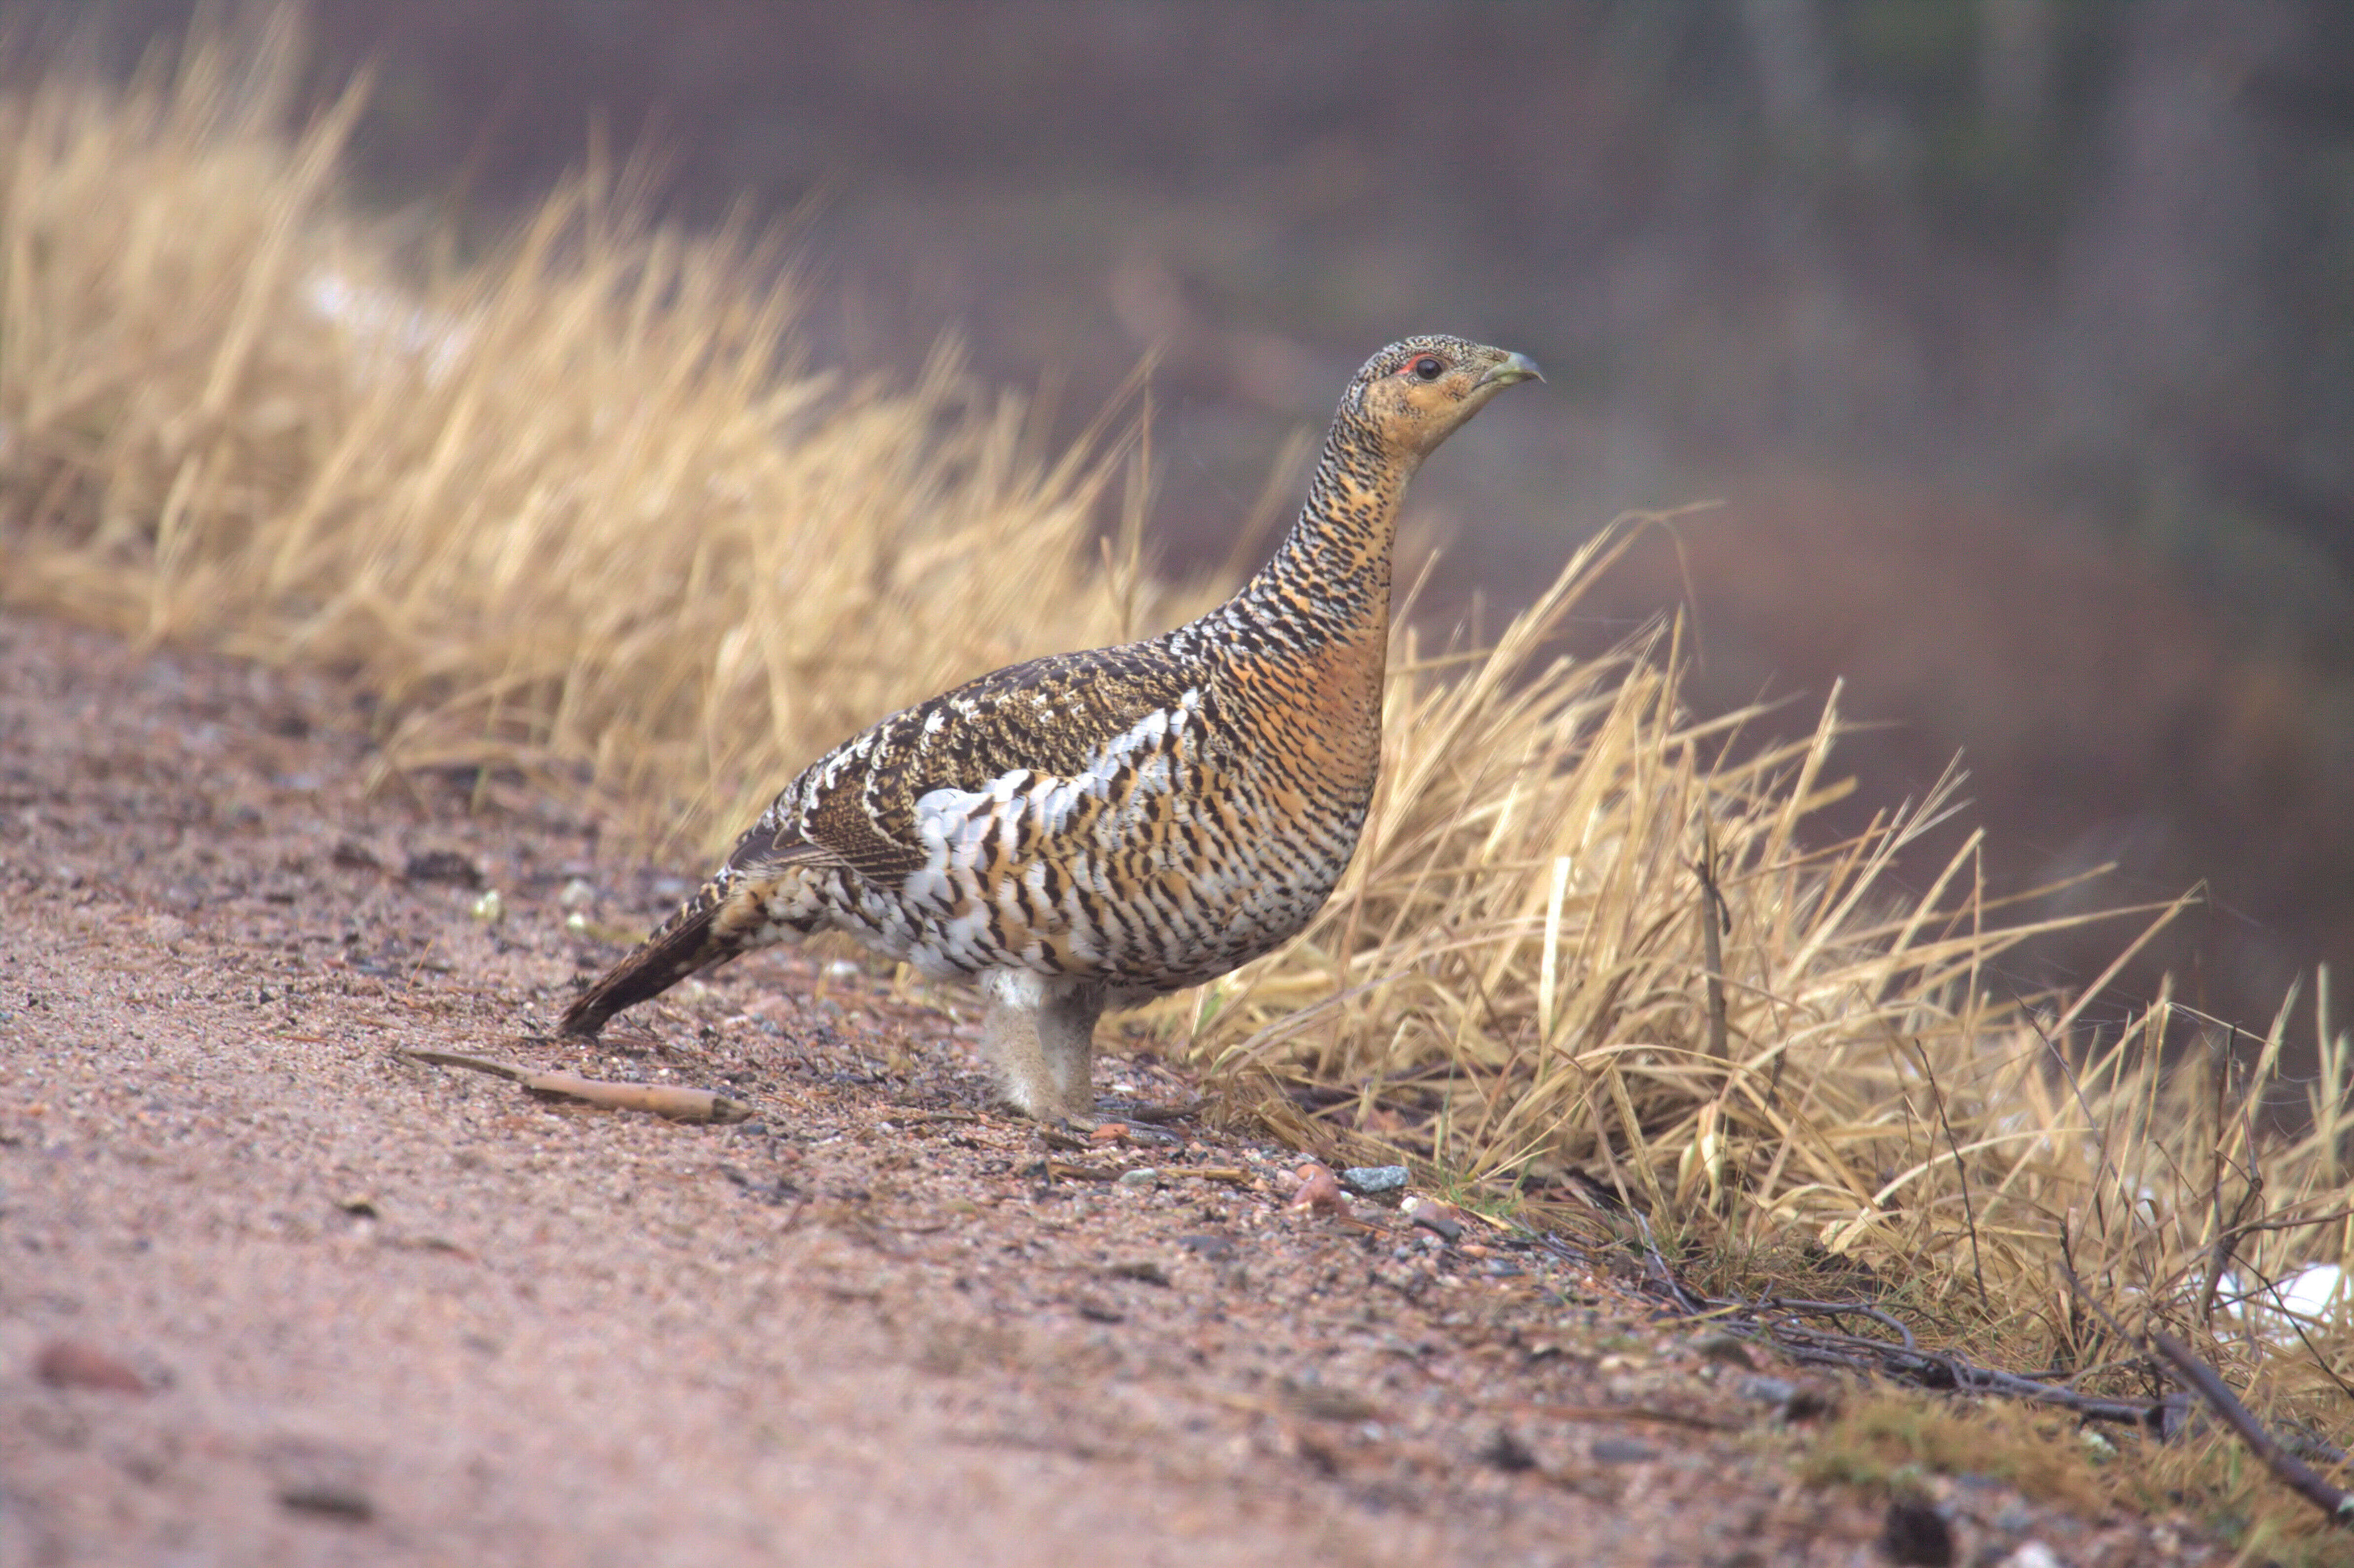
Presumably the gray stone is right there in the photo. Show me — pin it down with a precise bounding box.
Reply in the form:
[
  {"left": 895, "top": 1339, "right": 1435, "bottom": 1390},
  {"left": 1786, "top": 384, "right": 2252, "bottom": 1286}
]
[
  {"left": 1339, "top": 1165, "right": 1409, "bottom": 1195},
  {"left": 1589, "top": 1437, "right": 1657, "bottom": 1465}
]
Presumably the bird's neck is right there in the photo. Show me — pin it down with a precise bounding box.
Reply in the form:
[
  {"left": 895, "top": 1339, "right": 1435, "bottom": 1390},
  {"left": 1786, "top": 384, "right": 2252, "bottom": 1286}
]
[{"left": 1235, "top": 419, "right": 1413, "bottom": 650}]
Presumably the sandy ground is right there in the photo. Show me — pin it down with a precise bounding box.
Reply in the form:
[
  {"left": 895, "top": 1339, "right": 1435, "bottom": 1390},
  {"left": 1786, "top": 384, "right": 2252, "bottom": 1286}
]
[{"left": 0, "top": 610, "right": 2218, "bottom": 1567}]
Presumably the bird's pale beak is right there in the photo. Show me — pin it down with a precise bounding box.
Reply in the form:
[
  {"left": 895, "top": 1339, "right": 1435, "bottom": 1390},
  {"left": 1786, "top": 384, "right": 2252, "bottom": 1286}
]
[{"left": 1477, "top": 350, "right": 1545, "bottom": 389}]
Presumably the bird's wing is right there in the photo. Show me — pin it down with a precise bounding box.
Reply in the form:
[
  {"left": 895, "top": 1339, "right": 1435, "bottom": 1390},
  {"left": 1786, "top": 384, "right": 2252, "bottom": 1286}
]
[{"left": 732, "top": 639, "right": 1207, "bottom": 885}]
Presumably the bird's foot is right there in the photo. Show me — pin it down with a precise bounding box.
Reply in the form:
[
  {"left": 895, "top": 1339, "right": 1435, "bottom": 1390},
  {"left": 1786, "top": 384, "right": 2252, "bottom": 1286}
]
[
  {"left": 1036, "top": 1106, "right": 1188, "bottom": 1147},
  {"left": 1092, "top": 1096, "right": 1203, "bottom": 1126}
]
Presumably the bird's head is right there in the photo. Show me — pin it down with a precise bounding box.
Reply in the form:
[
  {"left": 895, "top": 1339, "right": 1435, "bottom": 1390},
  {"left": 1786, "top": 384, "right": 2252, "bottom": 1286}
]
[{"left": 1344, "top": 335, "right": 1543, "bottom": 464}]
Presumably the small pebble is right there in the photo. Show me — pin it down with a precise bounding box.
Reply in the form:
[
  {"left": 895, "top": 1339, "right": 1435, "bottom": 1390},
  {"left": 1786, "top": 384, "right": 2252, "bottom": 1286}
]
[
  {"left": 1480, "top": 1428, "right": 1538, "bottom": 1472},
  {"left": 1589, "top": 1437, "right": 1656, "bottom": 1465},
  {"left": 403, "top": 849, "right": 481, "bottom": 887},
  {"left": 469, "top": 888, "right": 504, "bottom": 924},
  {"left": 1400, "top": 1194, "right": 1464, "bottom": 1242},
  {"left": 35, "top": 1339, "right": 148, "bottom": 1395},
  {"left": 1107, "top": 1259, "right": 1171, "bottom": 1286},
  {"left": 564, "top": 910, "right": 590, "bottom": 933},
  {"left": 2001, "top": 1545, "right": 2059, "bottom": 1568},
  {"left": 557, "top": 877, "right": 597, "bottom": 908},
  {"left": 278, "top": 1484, "right": 374, "bottom": 1523},
  {"left": 1735, "top": 1373, "right": 1833, "bottom": 1420},
  {"left": 1879, "top": 1499, "right": 1954, "bottom": 1567},
  {"left": 1115, "top": 1168, "right": 1159, "bottom": 1188},
  {"left": 1690, "top": 1330, "right": 1758, "bottom": 1368},
  {"left": 1279, "top": 1381, "right": 1379, "bottom": 1422},
  {"left": 1339, "top": 1164, "right": 1408, "bottom": 1195},
  {"left": 1288, "top": 1163, "right": 1349, "bottom": 1217}
]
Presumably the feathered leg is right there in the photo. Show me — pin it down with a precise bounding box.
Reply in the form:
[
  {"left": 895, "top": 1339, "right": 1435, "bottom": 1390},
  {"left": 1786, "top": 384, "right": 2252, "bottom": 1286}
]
[
  {"left": 981, "top": 970, "right": 1103, "bottom": 1121},
  {"left": 1038, "top": 981, "right": 1106, "bottom": 1116}
]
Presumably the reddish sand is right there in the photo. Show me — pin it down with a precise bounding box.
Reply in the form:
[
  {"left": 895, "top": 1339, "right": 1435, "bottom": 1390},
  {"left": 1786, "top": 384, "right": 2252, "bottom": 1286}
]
[{"left": 0, "top": 611, "right": 2209, "bottom": 1566}]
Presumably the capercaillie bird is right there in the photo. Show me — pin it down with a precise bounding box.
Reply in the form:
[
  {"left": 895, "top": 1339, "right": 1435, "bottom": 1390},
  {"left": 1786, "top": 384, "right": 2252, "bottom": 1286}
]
[{"left": 562, "top": 335, "right": 1541, "bottom": 1119}]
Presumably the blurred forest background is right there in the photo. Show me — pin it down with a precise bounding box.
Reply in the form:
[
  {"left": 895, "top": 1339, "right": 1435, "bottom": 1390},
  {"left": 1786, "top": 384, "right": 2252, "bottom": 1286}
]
[{"left": 11, "top": 0, "right": 2352, "bottom": 1039}]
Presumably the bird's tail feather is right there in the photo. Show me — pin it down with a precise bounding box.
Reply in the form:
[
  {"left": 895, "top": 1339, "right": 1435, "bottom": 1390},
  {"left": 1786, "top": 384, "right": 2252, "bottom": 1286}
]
[
  {"left": 560, "top": 889, "right": 733, "bottom": 1037},
  {"left": 558, "top": 838, "right": 832, "bottom": 1037}
]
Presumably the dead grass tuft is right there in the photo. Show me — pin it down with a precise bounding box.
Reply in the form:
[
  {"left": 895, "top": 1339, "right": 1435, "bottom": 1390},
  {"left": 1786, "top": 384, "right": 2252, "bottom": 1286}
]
[
  {"left": 1170, "top": 526, "right": 2354, "bottom": 1547},
  {"left": 5, "top": 28, "right": 2351, "bottom": 1555},
  {"left": 0, "top": 16, "right": 1213, "bottom": 852},
  {"left": 1802, "top": 1393, "right": 2107, "bottom": 1512}
]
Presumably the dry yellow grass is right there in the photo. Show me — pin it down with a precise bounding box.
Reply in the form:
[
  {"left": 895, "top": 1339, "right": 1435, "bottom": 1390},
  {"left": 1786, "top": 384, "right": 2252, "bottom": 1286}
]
[
  {"left": 4, "top": 28, "right": 2349, "bottom": 1558},
  {"left": 0, "top": 17, "right": 1215, "bottom": 854}
]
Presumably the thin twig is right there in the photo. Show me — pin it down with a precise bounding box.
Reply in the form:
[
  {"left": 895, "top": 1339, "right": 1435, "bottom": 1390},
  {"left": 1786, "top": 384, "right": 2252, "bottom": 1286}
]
[
  {"left": 2148, "top": 1330, "right": 2354, "bottom": 1527},
  {"left": 2217, "top": 1201, "right": 2354, "bottom": 1240},
  {"left": 2061, "top": 1255, "right": 2354, "bottom": 1521},
  {"left": 1632, "top": 1214, "right": 1709, "bottom": 1314},
  {"left": 2199, "top": 1027, "right": 2238, "bottom": 1327},
  {"left": 2199, "top": 1179, "right": 2262, "bottom": 1327},
  {"left": 1513, "top": 1218, "right": 2172, "bottom": 1427},
  {"left": 2232, "top": 1258, "right": 2354, "bottom": 1407},
  {"left": 401, "top": 1048, "right": 755, "bottom": 1123},
  {"left": 1902, "top": 1032, "right": 1989, "bottom": 1314},
  {"left": 2008, "top": 984, "right": 2113, "bottom": 1201},
  {"left": 1693, "top": 827, "right": 1731, "bottom": 1063},
  {"left": 1762, "top": 1296, "right": 1917, "bottom": 1351},
  {"left": 2058, "top": 1212, "right": 2091, "bottom": 1370}
]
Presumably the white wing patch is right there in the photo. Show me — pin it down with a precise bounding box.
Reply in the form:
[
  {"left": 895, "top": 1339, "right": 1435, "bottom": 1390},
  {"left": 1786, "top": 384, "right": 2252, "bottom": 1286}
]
[
  {"left": 905, "top": 767, "right": 1029, "bottom": 908},
  {"left": 873, "top": 690, "right": 1206, "bottom": 973},
  {"left": 909, "top": 691, "right": 1198, "bottom": 882}
]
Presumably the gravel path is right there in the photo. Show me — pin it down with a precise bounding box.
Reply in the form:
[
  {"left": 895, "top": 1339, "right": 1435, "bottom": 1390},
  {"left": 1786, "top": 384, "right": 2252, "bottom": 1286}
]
[{"left": 0, "top": 612, "right": 2209, "bottom": 1566}]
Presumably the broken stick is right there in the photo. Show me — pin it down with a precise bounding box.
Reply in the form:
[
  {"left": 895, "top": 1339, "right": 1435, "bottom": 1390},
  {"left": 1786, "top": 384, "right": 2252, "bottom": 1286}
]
[
  {"left": 403, "top": 1049, "right": 755, "bottom": 1124},
  {"left": 2148, "top": 1329, "right": 2354, "bottom": 1528}
]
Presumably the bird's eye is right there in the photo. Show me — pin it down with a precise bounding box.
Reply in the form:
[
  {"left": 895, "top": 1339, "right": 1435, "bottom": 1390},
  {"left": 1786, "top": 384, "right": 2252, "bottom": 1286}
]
[{"left": 1410, "top": 356, "right": 1445, "bottom": 381}]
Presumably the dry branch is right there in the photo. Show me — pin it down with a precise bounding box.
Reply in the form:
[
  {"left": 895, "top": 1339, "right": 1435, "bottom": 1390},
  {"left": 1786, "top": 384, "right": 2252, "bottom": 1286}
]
[
  {"left": 403, "top": 1049, "right": 755, "bottom": 1124},
  {"left": 2147, "top": 1330, "right": 2354, "bottom": 1528},
  {"left": 1543, "top": 1224, "right": 2181, "bottom": 1429}
]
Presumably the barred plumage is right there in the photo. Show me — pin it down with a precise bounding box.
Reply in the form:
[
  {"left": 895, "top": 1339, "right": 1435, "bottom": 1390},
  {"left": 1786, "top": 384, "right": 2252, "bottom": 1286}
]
[{"left": 562, "top": 336, "right": 1541, "bottom": 1119}]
